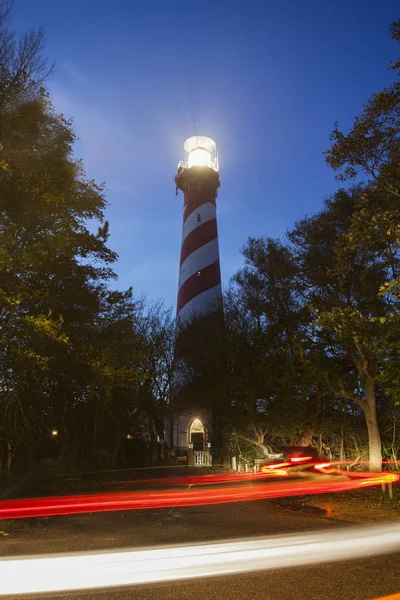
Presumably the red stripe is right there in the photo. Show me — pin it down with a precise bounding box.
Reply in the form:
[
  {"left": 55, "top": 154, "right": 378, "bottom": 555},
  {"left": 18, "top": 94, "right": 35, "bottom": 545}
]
[
  {"left": 180, "top": 219, "right": 217, "bottom": 266},
  {"left": 177, "top": 260, "right": 221, "bottom": 313},
  {"left": 183, "top": 193, "right": 216, "bottom": 223}
]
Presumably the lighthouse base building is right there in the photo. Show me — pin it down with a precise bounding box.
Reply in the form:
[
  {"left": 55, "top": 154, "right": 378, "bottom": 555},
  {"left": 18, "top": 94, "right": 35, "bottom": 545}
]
[{"left": 164, "top": 412, "right": 212, "bottom": 466}]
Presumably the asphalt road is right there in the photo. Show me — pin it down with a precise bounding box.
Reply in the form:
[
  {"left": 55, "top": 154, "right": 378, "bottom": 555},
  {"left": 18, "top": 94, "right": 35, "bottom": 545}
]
[{"left": 0, "top": 491, "right": 399, "bottom": 600}]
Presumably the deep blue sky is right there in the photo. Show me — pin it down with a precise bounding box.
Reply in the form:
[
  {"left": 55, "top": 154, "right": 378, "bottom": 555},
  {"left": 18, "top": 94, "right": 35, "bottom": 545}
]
[{"left": 12, "top": 0, "right": 400, "bottom": 310}]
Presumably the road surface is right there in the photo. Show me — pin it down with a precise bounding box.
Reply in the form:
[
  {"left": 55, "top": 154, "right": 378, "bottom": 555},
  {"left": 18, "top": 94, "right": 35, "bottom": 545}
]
[{"left": 0, "top": 490, "right": 399, "bottom": 600}]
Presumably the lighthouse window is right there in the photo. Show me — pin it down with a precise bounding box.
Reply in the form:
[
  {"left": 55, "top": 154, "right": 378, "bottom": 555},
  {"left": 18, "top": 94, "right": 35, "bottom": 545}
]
[
  {"left": 197, "top": 213, "right": 201, "bottom": 222},
  {"left": 197, "top": 182, "right": 202, "bottom": 190}
]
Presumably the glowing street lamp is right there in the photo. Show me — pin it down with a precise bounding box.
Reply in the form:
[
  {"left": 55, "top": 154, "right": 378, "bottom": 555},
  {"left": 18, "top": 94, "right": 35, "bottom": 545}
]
[{"left": 51, "top": 429, "right": 58, "bottom": 437}]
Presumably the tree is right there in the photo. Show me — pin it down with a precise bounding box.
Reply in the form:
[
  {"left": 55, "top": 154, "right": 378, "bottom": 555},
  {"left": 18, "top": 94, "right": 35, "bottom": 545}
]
[
  {"left": 0, "top": 88, "right": 121, "bottom": 469},
  {"left": 0, "top": 2, "right": 175, "bottom": 474},
  {"left": 321, "top": 20, "right": 400, "bottom": 469},
  {"left": 325, "top": 20, "right": 400, "bottom": 198},
  {"left": 288, "top": 187, "right": 389, "bottom": 470},
  {"left": 0, "top": 91, "right": 179, "bottom": 472},
  {"left": 0, "top": 1, "right": 53, "bottom": 116},
  {"left": 225, "top": 238, "right": 322, "bottom": 449},
  {"left": 228, "top": 188, "right": 392, "bottom": 470}
]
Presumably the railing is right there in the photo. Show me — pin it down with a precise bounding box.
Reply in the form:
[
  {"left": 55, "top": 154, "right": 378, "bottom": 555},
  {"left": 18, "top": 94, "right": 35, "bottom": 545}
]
[
  {"left": 193, "top": 451, "right": 212, "bottom": 467},
  {"left": 177, "top": 159, "right": 219, "bottom": 172},
  {"left": 194, "top": 451, "right": 205, "bottom": 466}
]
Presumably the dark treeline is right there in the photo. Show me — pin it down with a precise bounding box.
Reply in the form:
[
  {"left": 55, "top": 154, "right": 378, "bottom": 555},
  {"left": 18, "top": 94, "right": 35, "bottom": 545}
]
[
  {"left": 0, "top": 1, "right": 174, "bottom": 476},
  {"left": 1, "top": 1, "right": 400, "bottom": 476}
]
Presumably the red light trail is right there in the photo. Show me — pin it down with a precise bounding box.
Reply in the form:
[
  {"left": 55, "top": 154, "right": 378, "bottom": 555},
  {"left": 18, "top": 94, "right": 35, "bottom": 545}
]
[{"left": 0, "top": 470, "right": 397, "bottom": 520}]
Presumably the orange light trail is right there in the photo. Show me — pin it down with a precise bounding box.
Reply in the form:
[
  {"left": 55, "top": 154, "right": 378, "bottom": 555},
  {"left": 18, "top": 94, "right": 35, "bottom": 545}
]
[
  {"left": 0, "top": 470, "right": 397, "bottom": 520},
  {"left": 261, "top": 462, "right": 290, "bottom": 471}
]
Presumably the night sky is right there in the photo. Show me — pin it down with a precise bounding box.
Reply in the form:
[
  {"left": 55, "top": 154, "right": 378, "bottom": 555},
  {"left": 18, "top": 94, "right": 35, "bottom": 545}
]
[{"left": 12, "top": 0, "right": 400, "bottom": 310}]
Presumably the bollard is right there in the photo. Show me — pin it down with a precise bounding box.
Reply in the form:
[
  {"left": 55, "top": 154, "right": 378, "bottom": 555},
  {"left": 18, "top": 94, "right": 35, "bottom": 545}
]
[{"left": 231, "top": 456, "right": 237, "bottom": 471}]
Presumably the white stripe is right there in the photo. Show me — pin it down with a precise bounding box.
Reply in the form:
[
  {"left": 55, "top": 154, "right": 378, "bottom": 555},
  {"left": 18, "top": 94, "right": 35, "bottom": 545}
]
[
  {"left": 182, "top": 202, "right": 216, "bottom": 242},
  {"left": 177, "top": 284, "right": 222, "bottom": 327},
  {"left": 1, "top": 523, "right": 400, "bottom": 594},
  {"left": 179, "top": 239, "right": 219, "bottom": 289}
]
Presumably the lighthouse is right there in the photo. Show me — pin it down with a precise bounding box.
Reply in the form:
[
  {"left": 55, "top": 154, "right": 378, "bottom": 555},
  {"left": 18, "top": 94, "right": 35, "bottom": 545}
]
[
  {"left": 175, "top": 135, "right": 222, "bottom": 329},
  {"left": 166, "top": 135, "right": 223, "bottom": 465}
]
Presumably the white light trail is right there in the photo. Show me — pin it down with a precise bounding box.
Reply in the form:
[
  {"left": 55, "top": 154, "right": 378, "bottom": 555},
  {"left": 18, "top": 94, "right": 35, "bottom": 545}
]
[{"left": 1, "top": 523, "right": 400, "bottom": 595}]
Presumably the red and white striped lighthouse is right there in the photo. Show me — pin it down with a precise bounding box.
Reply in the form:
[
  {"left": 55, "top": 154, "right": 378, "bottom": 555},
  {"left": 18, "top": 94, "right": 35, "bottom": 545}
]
[
  {"left": 168, "top": 136, "right": 222, "bottom": 458},
  {"left": 175, "top": 135, "right": 222, "bottom": 329}
]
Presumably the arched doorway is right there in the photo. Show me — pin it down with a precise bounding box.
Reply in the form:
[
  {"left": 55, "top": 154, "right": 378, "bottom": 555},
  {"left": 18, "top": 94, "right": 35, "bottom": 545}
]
[{"left": 189, "top": 418, "right": 204, "bottom": 451}]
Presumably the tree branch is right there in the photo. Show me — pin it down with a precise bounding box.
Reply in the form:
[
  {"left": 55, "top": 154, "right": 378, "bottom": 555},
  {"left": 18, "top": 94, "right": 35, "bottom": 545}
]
[{"left": 338, "top": 379, "right": 365, "bottom": 409}]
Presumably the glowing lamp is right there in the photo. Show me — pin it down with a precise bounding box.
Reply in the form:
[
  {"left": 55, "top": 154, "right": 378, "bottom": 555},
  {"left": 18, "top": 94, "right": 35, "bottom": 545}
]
[
  {"left": 183, "top": 135, "right": 218, "bottom": 171},
  {"left": 51, "top": 429, "right": 58, "bottom": 437},
  {"left": 188, "top": 147, "right": 211, "bottom": 168}
]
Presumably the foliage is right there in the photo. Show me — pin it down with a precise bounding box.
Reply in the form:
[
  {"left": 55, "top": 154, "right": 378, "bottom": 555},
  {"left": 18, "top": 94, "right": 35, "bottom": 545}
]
[
  {"left": 0, "top": 3, "right": 174, "bottom": 476},
  {"left": 182, "top": 20, "right": 400, "bottom": 471}
]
